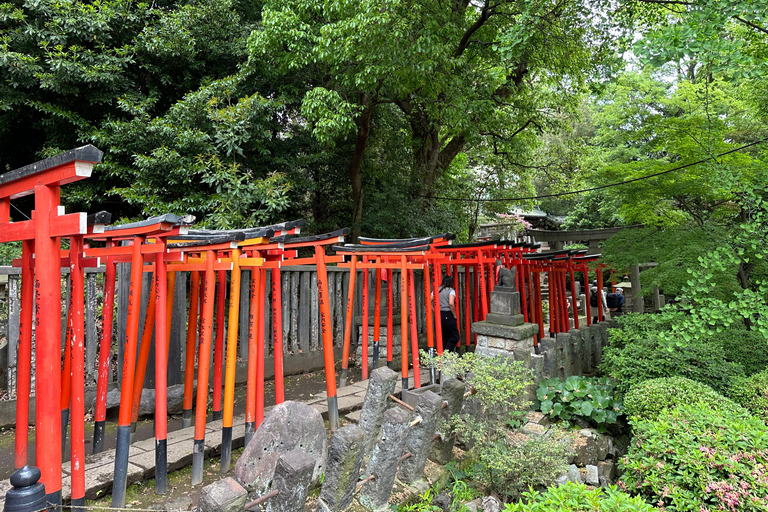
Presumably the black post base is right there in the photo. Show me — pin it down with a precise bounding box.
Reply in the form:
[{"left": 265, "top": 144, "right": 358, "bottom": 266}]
[
  {"left": 92, "top": 420, "right": 105, "bottom": 455},
  {"left": 191, "top": 439, "right": 205, "bottom": 485},
  {"left": 46, "top": 489, "right": 62, "bottom": 510},
  {"left": 155, "top": 439, "right": 167, "bottom": 495},
  {"left": 71, "top": 496, "right": 85, "bottom": 512},
  {"left": 220, "top": 427, "right": 232, "bottom": 474},
  {"left": 244, "top": 422, "right": 255, "bottom": 448},
  {"left": 111, "top": 425, "right": 131, "bottom": 508},
  {"left": 211, "top": 410, "right": 223, "bottom": 421},
  {"left": 181, "top": 408, "right": 192, "bottom": 428}
]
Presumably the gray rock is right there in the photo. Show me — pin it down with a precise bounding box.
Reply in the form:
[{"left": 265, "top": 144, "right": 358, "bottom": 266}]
[
  {"left": 359, "top": 407, "right": 411, "bottom": 511},
  {"left": 359, "top": 366, "right": 399, "bottom": 453},
  {"left": 399, "top": 390, "right": 443, "bottom": 484},
  {"left": 95, "top": 384, "right": 187, "bottom": 417},
  {"left": 597, "top": 460, "right": 616, "bottom": 481},
  {"left": 595, "top": 433, "right": 612, "bottom": 461},
  {"left": 198, "top": 477, "right": 247, "bottom": 512},
  {"left": 567, "top": 464, "right": 583, "bottom": 484},
  {"left": 571, "top": 429, "right": 598, "bottom": 466},
  {"left": 429, "top": 378, "right": 465, "bottom": 464},
  {"left": 266, "top": 450, "right": 316, "bottom": 512},
  {"left": 319, "top": 425, "right": 366, "bottom": 512},
  {"left": 481, "top": 496, "right": 502, "bottom": 512},
  {"left": 521, "top": 423, "right": 548, "bottom": 436},
  {"left": 585, "top": 465, "right": 599, "bottom": 486},
  {"left": 234, "top": 401, "right": 327, "bottom": 494}
]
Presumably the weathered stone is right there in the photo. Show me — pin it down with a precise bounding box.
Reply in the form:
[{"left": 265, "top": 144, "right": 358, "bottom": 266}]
[
  {"left": 359, "top": 407, "right": 411, "bottom": 511},
  {"left": 234, "top": 401, "right": 326, "bottom": 494},
  {"left": 554, "top": 334, "right": 566, "bottom": 380},
  {"left": 484, "top": 313, "right": 525, "bottom": 326},
  {"left": 566, "top": 464, "right": 583, "bottom": 484},
  {"left": 489, "top": 290, "right": 521, "bottom": 316},
  {"left": 570, "top": 429, "right": 598, "bottom": 466},
  {"left": 266, "top": 450, "right": 316, "bottom": 512},
  {"left": 524, "top": 411, "right": 549, "bottom": 426},
  {"left": 585, "top": 465, "right": 599, "bottom": 486},
  {"left": 577, "top": 327, "right": 592, "bottom": 373},
  {"left": 403, "top": 384, "right": 441, "bottom": 409},
  {"left": 556, "top": 333, "right": 573, "bottom": 377},
  {"left": 96, "top": 384, "right": 187, "bottom": 417},
  {"left": 595, "top": 433, "right": 612, "bottom": 461},
  {"left": 472, "top": 321, "right": 538, "bottom": 340},
  {"left": 198, "top": 477, "right": 247, "bottom": 512},
  {"left": 429, "top": 378, "right": 465, "bottom": 464},
  {"left": 528, "top": 354, "right": 545, "bottom": 400},
  {"left": 521, "top": 423, "right": 548, "bottom": 436},
  {"left": 359, "top": 366, "right": 399, "bottom": 453},
  {"left": 481, "top": 496, "right": 502, "bottom": 512},
  {"left": 399, "top": 390, "right": 443, "bottom": 484},
  {"left": 539, "top": 337, "right": 557, "bottom": 379},
  {"left": 568, "top": 329, "right": 583, "bottom": 376},
  {"left": 597, "top": 460, "right": 616, "bottom": 481},
  {"left": 319, "top": 425, "right": 366, "bottom": 512},
  {"left": 588, "top": 325, "right": 602, "bottom": 370}
]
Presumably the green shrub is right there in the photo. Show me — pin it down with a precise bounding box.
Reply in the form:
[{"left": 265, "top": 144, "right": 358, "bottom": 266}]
[
  {"left": 536, "top": 376, "right": 623, "bottom": 431},
  {"left": 714, "top": 327, "right": 768, "bottom": 376},
  {"left": 428, "top": 352, "right": 572, "bottom": 502},
  {"left": 728, "top": 370, "right": 768, "bottom": 418},
  {"left": 505, "top": 483, "right": 655, "bottom": 512},
  {"left": 600, "top": 329, "right": 743, "bottom": 394},
  {"left": 624, "top": 376, "right": 745, "bottom": 420},
  {"left": 620, "top": 403, "right": 768, "bottom": 511}
]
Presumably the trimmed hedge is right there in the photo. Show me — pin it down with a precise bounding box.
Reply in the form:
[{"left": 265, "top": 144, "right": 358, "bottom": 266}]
[
  {"left": 728, "top": 370, "right": 768, "bottom": 419},
  {"left": 624, "top": 376, "right": 745, "bottom": 420}
]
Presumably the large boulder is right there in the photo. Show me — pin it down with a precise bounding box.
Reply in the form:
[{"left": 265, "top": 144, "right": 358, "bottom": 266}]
[{"left": 234, "top": 401, "right": 327, "bottom": 494}]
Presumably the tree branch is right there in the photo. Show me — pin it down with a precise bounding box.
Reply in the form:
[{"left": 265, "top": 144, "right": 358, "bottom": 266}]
[{"left": 734, "top": 16, "right": 768, "bottom": 36}]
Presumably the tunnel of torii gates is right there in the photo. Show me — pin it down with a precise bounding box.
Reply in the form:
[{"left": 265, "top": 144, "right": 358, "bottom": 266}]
[{"left": 0, "top": 146, "right": 615, "bottom": 509}]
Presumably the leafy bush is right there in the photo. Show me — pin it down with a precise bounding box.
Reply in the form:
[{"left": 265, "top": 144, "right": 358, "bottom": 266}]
[
  {"left": 600, "top": 328, "right": 743, "bottom": 394},
  {"left": 536, "top": 376, "right": 623, "bottom": 430},
  {"left": 728, "top": 370, "right": 768, "bottom": 418},
  {"left": 427, "top": 352, "right": 572, "bottom": 502},
  {"left": 624, "top": 376, "right": 745, "bottom": 420},
  {"left": 714, "top": 327, "right": 768, "bottom": 376},
  {"left": 505, "top": 483, "right": 655, "bottom": 512},
  {"left": 620, "top": 404, "right": 768, "bottom": 511}
]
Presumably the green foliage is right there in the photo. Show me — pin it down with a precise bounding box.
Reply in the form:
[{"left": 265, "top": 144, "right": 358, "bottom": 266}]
[
  {"left": 728, "top": 370, "right": 768, "bottom": 419},
  {"left": 426, "top": 352, "right": 571, "bottom": 502},
  {"left": 600, "top": 316, "right": 744, "bottom": 394},
  {"left": 620, "top": 403, "right": 768, "bottom": 511},
  {"left": 396, "top": 487, "right": 442, "bottom": 512},
  {"left": 536, "top": 376, "right": 624, "bottom": 431},
  {"left": 623, "top": 376, "right": 745, "bottom": 421},
  {"left": 505, "top": 483, "right": 655, "bottom": 512},
  {"left": 0, "top": 241, "right": 21, "bottom": 266},
  {"left": 715, "top": 328, "right": 768, "bottom": 377}
]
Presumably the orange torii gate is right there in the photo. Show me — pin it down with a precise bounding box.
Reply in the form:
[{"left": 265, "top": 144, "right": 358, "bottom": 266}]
[
  {"left": 84, "top": 214, "right": 196, "bottom": 504},
  {"left": 0, "top": 146, "right": 103, "bottom": 508}
]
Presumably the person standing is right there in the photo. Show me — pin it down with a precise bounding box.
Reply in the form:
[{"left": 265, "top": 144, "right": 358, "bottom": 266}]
[
  {"left": 590, "top": 285, "right": 609, "bottom": 323},
  {"left": 438, "top": 275, "right": 461, "bottom": 352}
]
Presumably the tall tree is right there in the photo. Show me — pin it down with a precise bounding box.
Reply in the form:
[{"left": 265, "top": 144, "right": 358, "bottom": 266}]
[{"left": 251, "top": 0, "right": 613, "bottom": 240}]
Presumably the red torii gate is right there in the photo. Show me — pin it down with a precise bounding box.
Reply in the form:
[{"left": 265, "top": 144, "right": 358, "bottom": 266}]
[{"left": 0, "top": 146, "right": 103, "bottom": 507}]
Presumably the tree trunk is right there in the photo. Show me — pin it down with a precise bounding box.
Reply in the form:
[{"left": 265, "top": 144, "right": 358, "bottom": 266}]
[{"left": 349, "top": 97, "right": 374, "bottom": 243}]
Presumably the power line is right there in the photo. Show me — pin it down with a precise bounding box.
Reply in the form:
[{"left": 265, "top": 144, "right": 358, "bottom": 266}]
[{"left": 419, "top": 137, "right": 768, "bottom": 203}]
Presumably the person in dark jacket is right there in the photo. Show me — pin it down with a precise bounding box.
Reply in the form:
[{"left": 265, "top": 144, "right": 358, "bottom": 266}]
[{"left": 438, "top": 275, "right": 461, "bottom": 352}]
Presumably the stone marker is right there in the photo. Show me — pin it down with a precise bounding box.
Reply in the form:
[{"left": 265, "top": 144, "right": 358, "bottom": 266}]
[
  {"left": 585, "top": 464, "right": 599, "bottom": 486},
  {"left": 538, "top": 336, "right": 556, "bottom": 379},
  {"left": 359, "top": 366, "right": 399, "bottom": 453},
  {"left": 359, "top": 406, "right": 411, "bottom": 511},
  {"left": 234, "top": 401, "right": 326, "bottom": 494},
  {"left": 198, "top": 477, "right": 247, "bottom": 512},
  {"left": 429, "top": 378, "right": 465, "bottom": 464},
  {"left": 567, "top": 329, "right": 583, "bottom": 376},
  {"left": 318, "top": 425, "right": 366, "bottom": 512},
  {"left": 266, "top": 450, "right": 316, "bottom": 512},
  {"left": 556, "top": 333, "right": 572, "bottom": 378},
  {"left": 588, "top": 324, "right": 602, "bottom": 370},
  {"left": 399, "top": 390, "right": 442, "bottom": 484}
]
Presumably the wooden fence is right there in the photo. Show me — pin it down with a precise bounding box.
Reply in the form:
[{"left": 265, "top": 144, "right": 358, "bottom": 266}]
[{"left": 0, "top": 265, "right": 483, "bottom": 396}]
